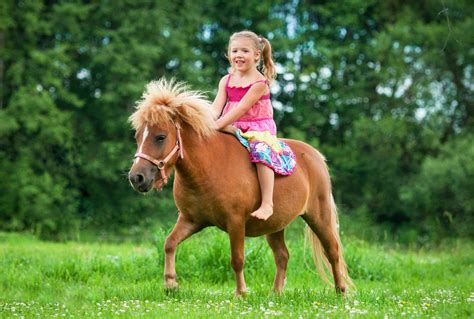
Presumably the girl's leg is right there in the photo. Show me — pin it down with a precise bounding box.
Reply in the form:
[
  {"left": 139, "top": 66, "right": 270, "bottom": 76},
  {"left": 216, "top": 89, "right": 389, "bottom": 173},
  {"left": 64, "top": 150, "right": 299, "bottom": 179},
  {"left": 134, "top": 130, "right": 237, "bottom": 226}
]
[{"left": 251, "top": 163, "right": 274, "bottom": 220}]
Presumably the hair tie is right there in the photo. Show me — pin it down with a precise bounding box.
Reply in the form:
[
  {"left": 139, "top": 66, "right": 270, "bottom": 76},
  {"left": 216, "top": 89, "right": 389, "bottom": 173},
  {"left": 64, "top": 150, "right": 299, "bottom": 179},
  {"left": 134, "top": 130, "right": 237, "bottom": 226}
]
[{"left": 259, "top": 37, "right": 265, "bottom": 51}]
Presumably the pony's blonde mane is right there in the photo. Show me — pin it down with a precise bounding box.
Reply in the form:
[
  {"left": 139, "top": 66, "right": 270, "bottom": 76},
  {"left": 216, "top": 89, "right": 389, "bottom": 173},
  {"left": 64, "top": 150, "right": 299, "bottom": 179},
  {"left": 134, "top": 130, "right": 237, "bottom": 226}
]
[{"left": 129, "top": 78, "right": 216, "bottom": 137}]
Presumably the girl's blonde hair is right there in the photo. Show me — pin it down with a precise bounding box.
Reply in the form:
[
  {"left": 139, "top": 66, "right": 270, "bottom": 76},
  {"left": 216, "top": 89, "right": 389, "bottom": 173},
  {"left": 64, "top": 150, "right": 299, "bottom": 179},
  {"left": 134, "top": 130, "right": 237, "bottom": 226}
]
[{"left": 227, "top": 30, "right": 277, "bottom": 84}]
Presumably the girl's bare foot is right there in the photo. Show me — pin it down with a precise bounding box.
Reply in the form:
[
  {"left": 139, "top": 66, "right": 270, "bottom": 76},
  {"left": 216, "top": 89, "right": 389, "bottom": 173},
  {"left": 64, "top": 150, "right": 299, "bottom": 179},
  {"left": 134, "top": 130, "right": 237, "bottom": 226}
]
[{"left": 250, "top": 204, "right": 273, "bottom": 220}]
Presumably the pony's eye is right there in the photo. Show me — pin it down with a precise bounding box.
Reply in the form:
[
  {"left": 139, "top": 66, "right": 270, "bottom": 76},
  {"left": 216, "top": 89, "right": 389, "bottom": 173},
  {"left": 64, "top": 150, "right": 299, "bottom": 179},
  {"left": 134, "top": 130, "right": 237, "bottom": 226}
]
[{"left": 155, "top": 134, "right": 166, "bottom": 143}]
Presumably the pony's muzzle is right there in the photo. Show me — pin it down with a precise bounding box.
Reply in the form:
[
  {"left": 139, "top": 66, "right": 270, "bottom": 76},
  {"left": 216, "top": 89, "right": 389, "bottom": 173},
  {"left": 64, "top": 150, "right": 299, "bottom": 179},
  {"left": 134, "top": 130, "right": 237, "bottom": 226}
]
[{"left": 129, "top": 166, "right": 156, "bottom": 193}]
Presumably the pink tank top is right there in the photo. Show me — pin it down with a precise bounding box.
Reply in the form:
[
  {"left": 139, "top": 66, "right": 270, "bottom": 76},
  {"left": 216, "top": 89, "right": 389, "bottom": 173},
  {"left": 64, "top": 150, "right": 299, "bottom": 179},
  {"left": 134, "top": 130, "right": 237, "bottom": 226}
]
[{"left": 222, "top": 74, "right": 277, "bottom": 135}]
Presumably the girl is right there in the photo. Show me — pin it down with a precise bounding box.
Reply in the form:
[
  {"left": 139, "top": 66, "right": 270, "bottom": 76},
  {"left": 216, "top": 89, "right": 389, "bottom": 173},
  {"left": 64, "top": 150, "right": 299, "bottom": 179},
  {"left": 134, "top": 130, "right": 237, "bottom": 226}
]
[{"left": 212, "top": 30, "right": 296, "bottom": 221}]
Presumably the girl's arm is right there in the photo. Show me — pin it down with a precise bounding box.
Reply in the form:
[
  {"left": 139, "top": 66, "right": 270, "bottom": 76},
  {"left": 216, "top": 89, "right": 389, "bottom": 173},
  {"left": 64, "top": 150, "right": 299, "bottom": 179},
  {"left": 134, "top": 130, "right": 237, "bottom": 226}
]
[
  {"left": 216, "top": 82, "right": 267, "bottom": 130},
  {"left": 210, "top": 75, "right": 228, "bottom": 120}
]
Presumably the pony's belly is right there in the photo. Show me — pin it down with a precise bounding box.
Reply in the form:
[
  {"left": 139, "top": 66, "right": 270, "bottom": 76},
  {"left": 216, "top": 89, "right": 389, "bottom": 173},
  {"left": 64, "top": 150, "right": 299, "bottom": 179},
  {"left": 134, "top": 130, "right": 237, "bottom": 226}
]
[{"left": 244, "top": 211, "right": 302, "bottom": 237}]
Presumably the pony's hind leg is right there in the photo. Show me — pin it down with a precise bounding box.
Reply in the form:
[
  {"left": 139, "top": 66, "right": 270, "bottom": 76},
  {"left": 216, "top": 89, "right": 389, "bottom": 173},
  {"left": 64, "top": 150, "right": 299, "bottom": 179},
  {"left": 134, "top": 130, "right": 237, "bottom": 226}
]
[
  {"left": 302, "top": 196, "right": 349, "bottom": 294},
  {"left": 164, "top": 212, "right": 205, "bottom": 289},
  {"left": 266, "top": 230, "right": 289, "bottom": 293}
]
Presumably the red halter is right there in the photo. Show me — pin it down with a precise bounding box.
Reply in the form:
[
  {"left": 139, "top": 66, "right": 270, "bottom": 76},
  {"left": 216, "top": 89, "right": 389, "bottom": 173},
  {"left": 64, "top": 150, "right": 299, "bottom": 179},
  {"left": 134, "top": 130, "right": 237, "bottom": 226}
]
[{"left": 134, "top": 123, "right": 184, "bottom": 187}]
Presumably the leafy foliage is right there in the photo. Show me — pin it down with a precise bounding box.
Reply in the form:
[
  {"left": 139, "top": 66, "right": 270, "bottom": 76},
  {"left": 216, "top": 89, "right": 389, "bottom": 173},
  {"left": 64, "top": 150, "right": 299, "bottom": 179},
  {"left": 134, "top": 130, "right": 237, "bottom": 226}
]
[
  {"left": 401, "top": 133, "right": 474, "bottom": 238},
  {"left": 0, "top": 0, "right": 472, "bottom": 240}
]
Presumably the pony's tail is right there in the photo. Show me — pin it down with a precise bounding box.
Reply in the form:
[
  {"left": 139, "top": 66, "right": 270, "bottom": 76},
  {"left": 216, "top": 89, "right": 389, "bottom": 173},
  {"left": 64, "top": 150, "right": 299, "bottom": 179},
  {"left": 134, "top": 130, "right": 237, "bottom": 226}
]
[{"left": 304, "top": 194, "right": 354, "bottom": 290}]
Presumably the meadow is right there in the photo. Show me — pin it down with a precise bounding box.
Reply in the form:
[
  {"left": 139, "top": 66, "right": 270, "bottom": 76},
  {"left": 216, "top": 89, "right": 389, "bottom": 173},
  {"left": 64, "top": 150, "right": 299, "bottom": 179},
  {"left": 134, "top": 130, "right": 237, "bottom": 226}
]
[{"left": 1, "top": 222, "right": 473, "bottom": 318}]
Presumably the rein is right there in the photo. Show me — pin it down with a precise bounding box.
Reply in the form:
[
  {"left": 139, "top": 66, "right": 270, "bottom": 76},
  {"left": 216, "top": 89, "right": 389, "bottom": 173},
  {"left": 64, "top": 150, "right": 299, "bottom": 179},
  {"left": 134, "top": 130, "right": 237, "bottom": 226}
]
[{"left": 134, "top": 123, "right": 184, "bottom": 186}]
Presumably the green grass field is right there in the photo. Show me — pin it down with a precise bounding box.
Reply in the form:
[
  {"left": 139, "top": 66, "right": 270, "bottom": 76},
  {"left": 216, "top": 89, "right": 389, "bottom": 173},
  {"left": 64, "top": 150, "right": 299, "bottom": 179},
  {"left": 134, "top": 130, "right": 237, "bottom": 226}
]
[{"left": 1, "top": 224, "right": 473, "bottom": 318}]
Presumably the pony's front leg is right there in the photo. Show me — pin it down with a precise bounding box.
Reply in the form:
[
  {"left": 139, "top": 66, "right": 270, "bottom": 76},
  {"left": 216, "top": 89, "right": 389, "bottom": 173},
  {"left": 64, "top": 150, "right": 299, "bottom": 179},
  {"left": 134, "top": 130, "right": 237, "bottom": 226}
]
[
  {"left": 228, "top": 221, "right": 247, "bottom": 296},
  {"left": 164, "top": 213, "right": 204, "bottom": 289}
]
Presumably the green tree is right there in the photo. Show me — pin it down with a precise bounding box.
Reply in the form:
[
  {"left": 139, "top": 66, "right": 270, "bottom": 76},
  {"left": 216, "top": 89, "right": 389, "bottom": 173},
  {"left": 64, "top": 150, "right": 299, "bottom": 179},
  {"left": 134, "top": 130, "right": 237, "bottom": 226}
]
[
  {"left": 0, "top": 1, "right": 79, "bottom": 238},
  {"left": 276, "top": 0, "right": 473, "bottom": 238}
]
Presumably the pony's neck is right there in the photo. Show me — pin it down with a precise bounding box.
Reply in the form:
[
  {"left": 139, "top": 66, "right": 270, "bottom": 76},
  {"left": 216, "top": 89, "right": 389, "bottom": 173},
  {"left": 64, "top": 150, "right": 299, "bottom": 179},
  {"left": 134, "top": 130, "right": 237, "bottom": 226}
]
[{"left": 174, "top": 123, "right": 217, "bottom": 188}]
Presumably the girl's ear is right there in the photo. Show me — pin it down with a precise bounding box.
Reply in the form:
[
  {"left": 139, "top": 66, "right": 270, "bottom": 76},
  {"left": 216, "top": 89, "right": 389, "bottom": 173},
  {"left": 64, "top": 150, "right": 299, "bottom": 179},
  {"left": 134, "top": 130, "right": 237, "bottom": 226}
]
[{"left": 255, "top": 50, "right": 261, "bottom": 62}]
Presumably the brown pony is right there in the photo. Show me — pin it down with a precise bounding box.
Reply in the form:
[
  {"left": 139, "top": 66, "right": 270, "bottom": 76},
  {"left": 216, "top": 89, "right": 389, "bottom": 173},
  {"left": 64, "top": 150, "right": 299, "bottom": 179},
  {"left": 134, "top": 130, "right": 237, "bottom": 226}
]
[{"left": 128, "top": 79, "right": 353, "bottom": 296}]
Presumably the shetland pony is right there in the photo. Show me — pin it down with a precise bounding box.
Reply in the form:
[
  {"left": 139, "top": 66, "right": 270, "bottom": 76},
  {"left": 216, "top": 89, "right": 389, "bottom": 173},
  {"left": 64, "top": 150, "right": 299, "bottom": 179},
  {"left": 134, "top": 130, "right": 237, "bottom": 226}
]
[{"left": 128, "top": 79, "right": 353, "bottom": 296}]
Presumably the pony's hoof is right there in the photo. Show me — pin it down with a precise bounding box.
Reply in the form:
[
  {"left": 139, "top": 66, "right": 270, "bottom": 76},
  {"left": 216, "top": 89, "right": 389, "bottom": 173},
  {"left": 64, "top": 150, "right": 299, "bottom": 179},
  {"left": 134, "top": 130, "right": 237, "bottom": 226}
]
[
  {"left": 234, "top": 289, "right": 248, "bottom": 298},
  {"left": 272, "top": 288, "right": 284, "bottom": 295},
  {"left": 164, "top": 281, "right": 179, "bottom": 291},
  {"left": 336, "top": 286, "right": 347, "bottom": 296}
]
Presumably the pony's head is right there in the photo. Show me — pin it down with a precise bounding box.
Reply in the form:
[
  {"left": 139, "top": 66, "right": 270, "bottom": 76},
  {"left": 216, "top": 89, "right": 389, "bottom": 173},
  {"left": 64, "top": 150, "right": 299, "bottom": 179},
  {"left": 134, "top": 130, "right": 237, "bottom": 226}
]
[{"left": 128, "top": 78, "right": 216, "bottom": 192}]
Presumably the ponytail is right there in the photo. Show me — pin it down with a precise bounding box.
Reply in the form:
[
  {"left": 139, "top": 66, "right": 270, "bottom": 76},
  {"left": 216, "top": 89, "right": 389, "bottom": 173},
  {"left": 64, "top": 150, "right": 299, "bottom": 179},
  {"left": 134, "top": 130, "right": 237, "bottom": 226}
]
[{"left": 259, "top": 36, "right": 277, "bottom": 85}]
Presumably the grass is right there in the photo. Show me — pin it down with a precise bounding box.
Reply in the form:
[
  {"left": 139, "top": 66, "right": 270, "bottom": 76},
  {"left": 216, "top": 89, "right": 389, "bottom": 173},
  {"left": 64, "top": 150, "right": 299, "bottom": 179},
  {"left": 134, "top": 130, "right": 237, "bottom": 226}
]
[{"left": 0, "top": 223, "right": 473, "bottom": 318}]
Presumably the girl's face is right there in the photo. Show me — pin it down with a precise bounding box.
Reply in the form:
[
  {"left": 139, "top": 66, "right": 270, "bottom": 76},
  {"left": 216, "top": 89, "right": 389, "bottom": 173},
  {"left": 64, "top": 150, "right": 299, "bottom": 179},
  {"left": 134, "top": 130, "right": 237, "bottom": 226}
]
[{"left": 229, "top": 37, "right": 260, "bottom": 73}]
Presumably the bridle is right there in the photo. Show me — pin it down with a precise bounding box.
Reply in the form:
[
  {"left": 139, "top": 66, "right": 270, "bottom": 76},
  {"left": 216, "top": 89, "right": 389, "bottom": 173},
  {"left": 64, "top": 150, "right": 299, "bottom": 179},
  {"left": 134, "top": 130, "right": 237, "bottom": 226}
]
[{"left": 134, "top": 123, "right": 184, "bottom": 186}]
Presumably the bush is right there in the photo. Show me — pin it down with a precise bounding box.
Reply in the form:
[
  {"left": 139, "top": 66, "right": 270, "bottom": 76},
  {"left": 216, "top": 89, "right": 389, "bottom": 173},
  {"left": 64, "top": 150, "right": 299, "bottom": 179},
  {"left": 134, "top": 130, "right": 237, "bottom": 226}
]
[
  {"left": 401, "top": 133, "right": 474, "bottom": 239},
  {"left": 327, "top": 116, "right": 439, "bottom": 233}
]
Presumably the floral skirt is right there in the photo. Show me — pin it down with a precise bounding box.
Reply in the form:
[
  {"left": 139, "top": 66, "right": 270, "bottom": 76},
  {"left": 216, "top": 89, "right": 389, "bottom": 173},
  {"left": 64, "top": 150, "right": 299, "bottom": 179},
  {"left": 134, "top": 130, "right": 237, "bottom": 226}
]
[{"left": 236, "top": 130, "right": 296, "bottom": 176}]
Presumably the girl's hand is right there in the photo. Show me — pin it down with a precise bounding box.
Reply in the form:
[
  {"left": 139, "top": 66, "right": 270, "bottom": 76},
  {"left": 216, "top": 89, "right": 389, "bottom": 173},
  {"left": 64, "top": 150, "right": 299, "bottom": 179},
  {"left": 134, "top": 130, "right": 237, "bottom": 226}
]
[{"left": 219, "top": 125, "right": 238, "bottom": 135}]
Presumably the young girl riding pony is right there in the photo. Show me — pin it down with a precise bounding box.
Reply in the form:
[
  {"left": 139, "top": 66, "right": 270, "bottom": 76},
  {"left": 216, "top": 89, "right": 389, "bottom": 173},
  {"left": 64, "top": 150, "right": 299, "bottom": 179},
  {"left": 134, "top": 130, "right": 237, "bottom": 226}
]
[{"left": 212, "top": 30, "right": 296, "bottom": 221}]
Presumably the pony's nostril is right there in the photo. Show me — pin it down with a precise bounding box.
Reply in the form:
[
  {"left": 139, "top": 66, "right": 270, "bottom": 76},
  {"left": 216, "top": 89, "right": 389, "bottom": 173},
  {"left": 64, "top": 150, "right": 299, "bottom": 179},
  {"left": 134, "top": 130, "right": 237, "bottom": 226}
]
[{"left": 130, "top": 172, "right": 145, "bottom": 186}]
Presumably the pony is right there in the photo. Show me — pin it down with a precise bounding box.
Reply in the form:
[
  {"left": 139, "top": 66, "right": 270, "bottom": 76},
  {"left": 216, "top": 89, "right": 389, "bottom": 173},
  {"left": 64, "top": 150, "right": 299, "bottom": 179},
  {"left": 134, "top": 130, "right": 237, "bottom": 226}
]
[{"left": 128, "top": 78, "right": 353, "bottom": 296}]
